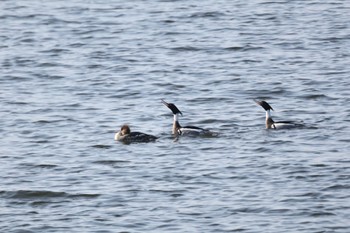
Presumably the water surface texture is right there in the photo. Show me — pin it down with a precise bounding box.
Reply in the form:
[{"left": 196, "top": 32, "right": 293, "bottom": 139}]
[{"left": 1, "top": 0, "right": 350, "bottom": 232}]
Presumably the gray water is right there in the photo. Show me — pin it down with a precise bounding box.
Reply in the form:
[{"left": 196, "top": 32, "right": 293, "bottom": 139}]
[{"left": 1, "top": 0, "right": 350, "bottom": 232}]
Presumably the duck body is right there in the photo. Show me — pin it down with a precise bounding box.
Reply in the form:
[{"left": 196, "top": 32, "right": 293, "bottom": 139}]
[
  {"left": 177, "top": 124, "right": 213, "bottom": 137},
  {"left": 115, "top": 125, "right": 157, "bottom": 143},
  {"left": 255, "top": 100, "right": 304, "bottom": 130},
  {"left": 162, "top": 99, "right": 217, "bottom": 137}
]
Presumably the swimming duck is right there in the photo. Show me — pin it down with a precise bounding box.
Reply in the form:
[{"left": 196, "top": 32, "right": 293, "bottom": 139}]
[
  {"left": 254, "top": 99, "right": 304, "bottom": 129},
  {"left": 161, "top": 99, "right": 217, "bottom": 137},
  {"left": 114, "top": 124, "right": 157, "bottom": 143}
]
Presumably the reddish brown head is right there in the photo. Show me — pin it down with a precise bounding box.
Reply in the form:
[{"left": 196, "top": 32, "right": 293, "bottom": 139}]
[{"left": 120, "top": 125, "right": 131, "bottom": 135}]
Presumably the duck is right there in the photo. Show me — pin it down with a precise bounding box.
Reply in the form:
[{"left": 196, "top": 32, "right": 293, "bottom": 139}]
[
  {"left": 254, "top": 99, "right": 304, "bottom": 129},
  {"left": 114, "top": 124, "right": 157, "bottom": 143},
  {"left": 161, "top": 99, "right": 217, "bottom": 137}
]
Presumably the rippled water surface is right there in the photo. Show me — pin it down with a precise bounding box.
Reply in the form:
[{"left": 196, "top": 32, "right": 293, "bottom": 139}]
[{"left": 1, "top": 0, "right": 350, "bottom": 232}]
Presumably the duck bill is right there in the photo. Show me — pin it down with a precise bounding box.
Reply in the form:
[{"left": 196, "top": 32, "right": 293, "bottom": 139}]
[
  {"left": 254, "top": 99, "right": 274, "bottom": 111},
  {"left": 161, "top": 99, "right": 183, "bottom": 115}
]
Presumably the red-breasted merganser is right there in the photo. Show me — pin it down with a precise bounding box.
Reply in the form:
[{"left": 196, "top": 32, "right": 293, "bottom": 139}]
[
  {"left": 254, "top": 100, "right": 304, "bottom": 129},
  {"left": 114, "top": 125, "right": 157, "bottom": 143},
  {"left": 161, "top": 99, "right": 217, "bottom": 137}
]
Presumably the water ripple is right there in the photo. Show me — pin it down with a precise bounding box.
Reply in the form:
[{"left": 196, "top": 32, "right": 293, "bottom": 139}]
[{"left": 1, "top": 0, "right": 350, "bottom": 232}]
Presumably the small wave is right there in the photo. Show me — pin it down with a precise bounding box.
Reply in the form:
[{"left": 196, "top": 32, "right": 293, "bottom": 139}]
[
  {"left": 6, "top": 100, "right": 29, "bottom": 105},
  {"left": 309, "top": 211, "right": 336, "bottom": 217},
  {"left": 253, "top": 147, "right": 271, "bottom": 152},
  {"left": 91, "top": 145, "right": 112, "bottom": 149},
  {"left": 171, "top": 46, "right": 202, "bottom": 52},
  {"left": 0, "top": 14, "right": 48, "bottom": 20},
  {"left": 34, "top": 119, "right": 62, "bottom": 124},
  {"left": 300, "top": 94, "right": 329, "bottom": 100},
  {"left": 265, "top": 208, "right": 291, "bottom": 214},
  {"left": 322, "top": 184, "right": 350, "bottom": 191},
  {"left": 36, "top": 62, "right": 61, "bottom": 67},
  {"left": 149, "top": 189, "right": 185, "bottom": 197},
  {"left": 68, "top": 42, "right": 85, "bottom": 48},
  {"left": 39, "top": 48, "right": 70, "bottom": 54},
  {"left": 69, "top": 193, "right": 100, "bottom": 199},
  {"left": 18, "top": 38, "right": 36, "bottom": 43},
  {"left": 93, "top": 160, "right": 130, "bottom": 165},
  {"left": 189, "top": 11, "right": 226, "bottom": 18},
  {"left": 318, "top": 71, "right": 348, "bottom": 76},
  {"left": 162, "top": 31, "right": 190, "bottom": 36},
  {"left": 36, "top": 164, "right": 58, "bottom": 169},
  {"left": 224, "top": 45, "right": 264, "bottom": 51},
  {"left": 161, "top": 19, "right": 175, "bottom": 24},
  {"left": 31, "top": 140, "right": 51, "bottom": 144},
  {"left": 0, "top": 190, "right": 100, "bottom": 200},
  {"left": 1, "top": 190, "right": 67, "bottom": 199},
  {"left": 223, "top": 46, "right": 245, "bottom": 51},
  {"left": 233, "top": 207, "right": 267, "bottom": 214}
]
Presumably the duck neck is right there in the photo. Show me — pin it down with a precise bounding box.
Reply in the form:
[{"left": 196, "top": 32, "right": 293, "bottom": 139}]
[
  {"left": 265, "top": 110, "right": 274, "bottom": 129},
  {"left": 173, "top": 114, "right": 181, "bottom": 134}
]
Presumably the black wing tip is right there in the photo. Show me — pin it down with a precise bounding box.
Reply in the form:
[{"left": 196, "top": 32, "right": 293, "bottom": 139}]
[
  {"left": 161, "top": 99, "right": 183, "bottom": 115},
  {"left": 254, "top": 99, "right": 274, "bottom": 111}
]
